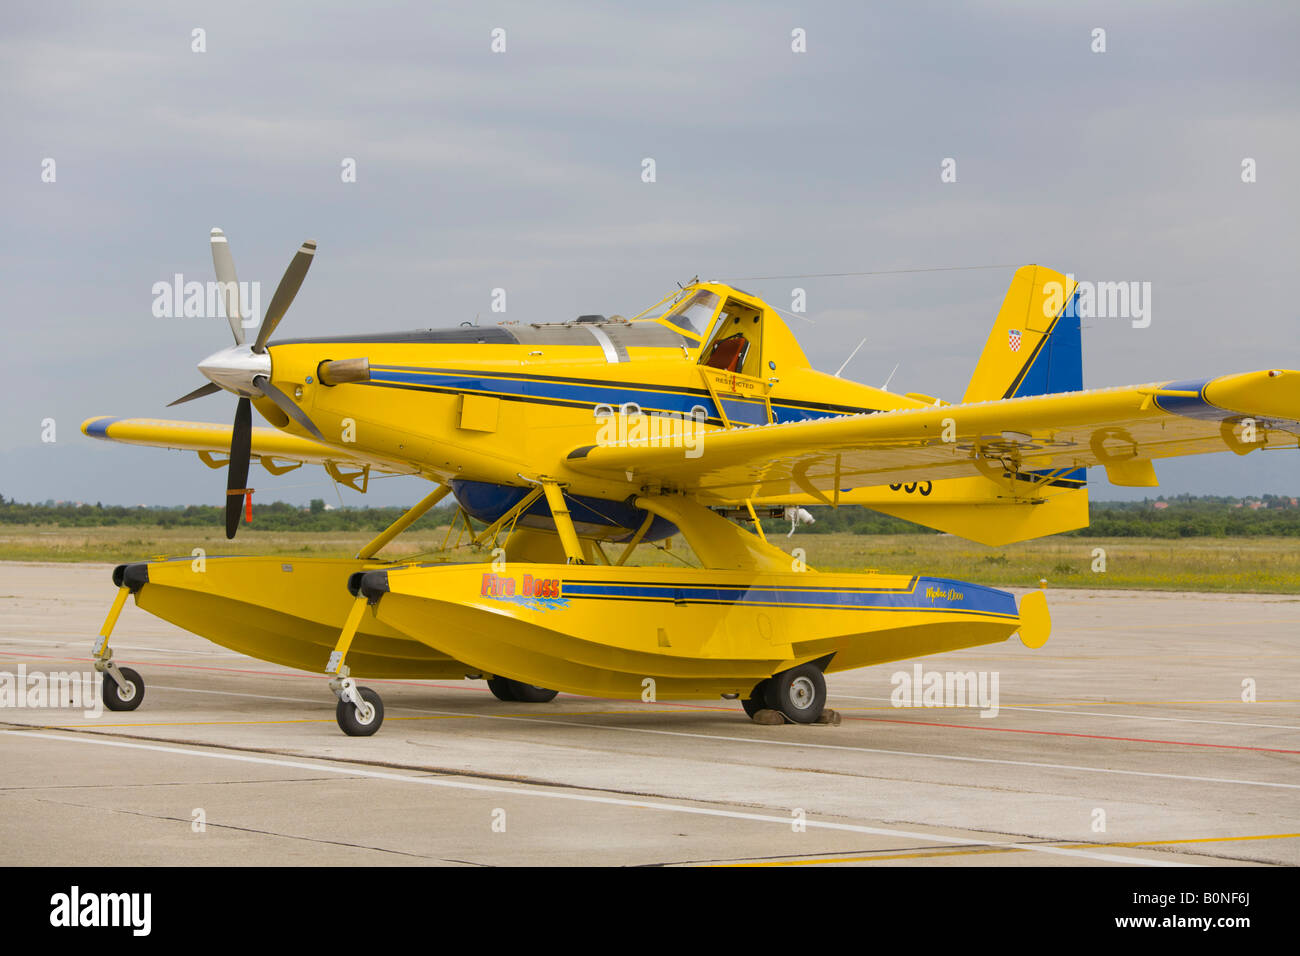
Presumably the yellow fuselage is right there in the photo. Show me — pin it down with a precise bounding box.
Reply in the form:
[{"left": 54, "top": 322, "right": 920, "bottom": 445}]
[{"left": 262, "top": 282, "right": 924, "bottom": 504}]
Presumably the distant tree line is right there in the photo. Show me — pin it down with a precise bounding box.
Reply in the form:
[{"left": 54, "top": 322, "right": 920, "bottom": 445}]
[
  {"left": 760, "top": 494, "right": 1300, "bottom": 538},
  {"left": 3, "top": 493, "right": 1299, "bottom": 537},
  {"left": 0, "top": 497, "right": 453, "bottom": 533}
]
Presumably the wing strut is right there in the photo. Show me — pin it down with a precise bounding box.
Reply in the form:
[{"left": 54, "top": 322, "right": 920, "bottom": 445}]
[{"left": 537, "top": 480, "right": 587, "bottom": 565}]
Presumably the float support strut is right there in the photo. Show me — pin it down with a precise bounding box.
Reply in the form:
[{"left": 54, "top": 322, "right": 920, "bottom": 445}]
[{"left": 356, "top": 483, "right": 450, "bottom": 559}]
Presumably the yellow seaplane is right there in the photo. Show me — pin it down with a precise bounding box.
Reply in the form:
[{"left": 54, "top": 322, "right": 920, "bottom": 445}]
[{"left": 82, "top": 229, "right": 1300, "bottom": 734}]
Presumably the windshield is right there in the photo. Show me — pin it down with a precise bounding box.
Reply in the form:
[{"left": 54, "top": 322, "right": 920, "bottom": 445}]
[{"left": 660, "top": 289, "right": 720, "bottom": 337}]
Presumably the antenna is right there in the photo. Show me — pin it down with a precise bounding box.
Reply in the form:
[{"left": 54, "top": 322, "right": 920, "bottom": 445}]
[
  {"left": 833, "top": 338, "right": 867, "bottom": 378},
  {"left": 881, "top": 362, "right": 900, "bottom": 391},
  {"left": 767, "top": 302, "right": 815, "bottom": 325}
]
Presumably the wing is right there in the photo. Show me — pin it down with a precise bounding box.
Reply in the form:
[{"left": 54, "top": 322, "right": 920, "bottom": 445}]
[
  {"left": 82, "top": 416, "right": 421, "bottom": 486},
  {"left": 564, "top": 369, "right": 1300, "bottom": 503}
]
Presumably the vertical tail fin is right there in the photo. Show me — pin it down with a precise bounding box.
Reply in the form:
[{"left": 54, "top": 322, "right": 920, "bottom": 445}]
[
  {"left": 853, "top": 265, "right": 1091, "bottom": 543},
  {"left": 963, "top": 265, "right": 1082, "bottom": 402}
]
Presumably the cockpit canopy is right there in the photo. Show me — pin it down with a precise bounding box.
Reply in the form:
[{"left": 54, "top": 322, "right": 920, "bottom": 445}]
[{"left": 645, "top": 282, "right": 807, "bottom": 379}]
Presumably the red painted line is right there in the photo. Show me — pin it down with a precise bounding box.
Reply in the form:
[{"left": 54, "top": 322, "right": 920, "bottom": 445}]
[
  {"left": 2, "top": 650, "right": 331, "bottom": 681},
  {"left": 847, "top": 715, "right": 1300, "bottom": 754},
  {"left": 0, "top": 650, "right": 734, "bottom": 711},
  {"left": 3, "top": 652, "right": 1293, "bottom": 734}
]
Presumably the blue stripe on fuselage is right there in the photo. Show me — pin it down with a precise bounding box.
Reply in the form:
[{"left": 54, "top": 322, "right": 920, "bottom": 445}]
[{"left": 366, "top": 366, "right": 872, "bottom": 423}]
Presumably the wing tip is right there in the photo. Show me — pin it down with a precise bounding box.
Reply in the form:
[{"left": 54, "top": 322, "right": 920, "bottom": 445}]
[{"left": 81, "top": 416, "right": 121, "bottom": 439}]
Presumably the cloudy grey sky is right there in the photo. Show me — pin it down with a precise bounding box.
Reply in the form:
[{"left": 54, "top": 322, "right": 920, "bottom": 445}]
[{"left": 3, "top": 1, "right": 1298, "bottom": 507}]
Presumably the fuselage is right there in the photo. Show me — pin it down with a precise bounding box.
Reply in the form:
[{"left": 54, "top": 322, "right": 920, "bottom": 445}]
[{"left": 254, "top": 283, "right": 929, "bottom": 510}]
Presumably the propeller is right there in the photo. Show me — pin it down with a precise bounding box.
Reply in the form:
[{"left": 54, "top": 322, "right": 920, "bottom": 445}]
[
  {"left": 168, "top": 228, "right": 321, "bottom": 538},
  {"left": 226, "top": 397, "right": 252, "bottom": 538},
  {"left": 254, "top": 241, "right": 316, "bottom": 353},
  {"left": 210, "top": 227, "right": 245, "bottom": 345},
  {"left": 254, "top": 375, "right": 326, "bottom": 441},
  {"left": 167, "top": 381, "right": 221, "bottom": 406}
]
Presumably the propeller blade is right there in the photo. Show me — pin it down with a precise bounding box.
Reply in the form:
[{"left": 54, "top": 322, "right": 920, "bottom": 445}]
[
  {"left": 209, "top": 228, "right": 246, "bottom": 345},
  {"left": 166, "top": 382, "right": 222, "bottom": 407},
  {"left": 225, "top": 397, "right": 252, "bottom": 539},
  {"left": 252, "top": 240, "right": 317, "bottom": 354},
  {"left": 254, "top": 375, "right": 327, "bottom": 442}
]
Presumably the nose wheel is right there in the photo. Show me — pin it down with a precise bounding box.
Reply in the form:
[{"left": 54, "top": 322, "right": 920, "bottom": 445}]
[
  {"left": 332, "top": 677, "right": 384, "bottom": 736},
  {"left": 101, "top": 664, "right": 145, "bottom": 712}
]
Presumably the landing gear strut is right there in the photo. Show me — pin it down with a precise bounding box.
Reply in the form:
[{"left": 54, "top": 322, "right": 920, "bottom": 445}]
[
  {"left": 94, "top": 576, "right": 146, "bottom": 712},
  {"left": 325, "top": 592, "right": 385, "bottom": 736}
]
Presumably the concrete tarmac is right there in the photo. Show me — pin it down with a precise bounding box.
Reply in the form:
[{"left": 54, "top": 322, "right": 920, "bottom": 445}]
[{"left": 1, "top": 562, "right": 1297, "bottom": 866}]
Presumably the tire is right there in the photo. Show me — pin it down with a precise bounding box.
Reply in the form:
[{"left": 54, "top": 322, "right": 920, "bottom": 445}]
[
  {"left": 336, "top": 686, "right": 384, "bottom": 736},
  {"left": 766, "top": 664, "right": 826, "bottom": 724},
  {"left": 102, "top": 666, "right": 144, "bottom": 712},
  {"left": 511, "top": 683, "right": 558, "bottom": 703},
  {"left": 488, "top": 677, "right": 557, "bottom": 703},
  {"left": 741, "top": 678, "right": 772, "bottom": 718}
]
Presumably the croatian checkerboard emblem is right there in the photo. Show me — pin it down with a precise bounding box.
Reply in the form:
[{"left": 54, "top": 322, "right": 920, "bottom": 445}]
[{"left": 1008, "top": 329, "right": 1022, "bottom": 352}]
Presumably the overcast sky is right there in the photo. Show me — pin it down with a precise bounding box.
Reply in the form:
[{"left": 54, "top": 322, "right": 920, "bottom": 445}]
[{"left": 3, "top": 1, "right": 1297, "bottom": 507}]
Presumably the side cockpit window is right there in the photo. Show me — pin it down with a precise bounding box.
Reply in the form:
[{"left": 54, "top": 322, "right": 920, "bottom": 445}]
[{"left": 700, "top": 298, "right": 763, "bottom": 376}]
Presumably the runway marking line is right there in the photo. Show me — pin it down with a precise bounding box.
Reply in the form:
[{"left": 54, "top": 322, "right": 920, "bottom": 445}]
[
  {"left": 718, "top": 845, "right": 1023, "bottom": 865},
  {"left": 65, "top": 682, "right": 1300, "bottom": 752},
  {"left": 845, "top": 716, "right": 1300, "bottom": 754},
  {"left": 1068, "top": 620, "right": 1300, "bottom": 632},
  {"left": 6, "top": 678, "right": 1297, "bottom": 791},
  {"left": 829, "top": 697, "right": 1300, "bottom": 729},
  {"left": 717, "top": 832, "right": 1300, "bottom": 866},
  {"left": 9, "top": 649, "right": 1299, "bottom": 708},
  {"left": 1077, "top": 833, "right": 1300, "bottom": 848},
  {"left": 994, "top": 698, "right": 1300, "bottom": 707},
  {"left": 0, "top": 728, "right": 1192, "bottom": 867},
  {"left": 33, "top": 707, "right": 1300, "bottom": 751},
  {"left": 390, "top": 710, "right": 1300, "bottom": 791},
  {"left": 0, "top": 651, "right": 738, "bottom": 712},
  {"left": 22, "top": 709, "right": 700, "bottom": 730}
]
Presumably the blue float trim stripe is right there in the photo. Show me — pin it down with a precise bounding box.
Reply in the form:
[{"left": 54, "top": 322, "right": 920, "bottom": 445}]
[{"left": 560, "top": 576, "right": 1017, "bottom": 617}]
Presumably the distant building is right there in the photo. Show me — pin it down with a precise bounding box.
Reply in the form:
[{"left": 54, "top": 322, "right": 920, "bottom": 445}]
[{"left": 1153, "top": 501, "right": 1169, "bottom": 510}]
